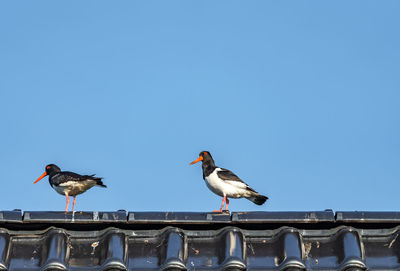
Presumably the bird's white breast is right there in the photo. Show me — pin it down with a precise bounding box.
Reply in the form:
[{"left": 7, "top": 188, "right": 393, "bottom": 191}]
[
  {"left": 52, "top": 183, "right": 68, "bottom": 195},
  {"left": 204, "top": 168, "right": 247, "bottom": 198}
]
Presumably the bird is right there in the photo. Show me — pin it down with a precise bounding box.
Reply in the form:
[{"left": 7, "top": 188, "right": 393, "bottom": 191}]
[
  {"left": 33, "top": 164, "right": 106, "bottom": 212},
  {"left": 190, "top": 151, "right": 268, "bottom": 212}
]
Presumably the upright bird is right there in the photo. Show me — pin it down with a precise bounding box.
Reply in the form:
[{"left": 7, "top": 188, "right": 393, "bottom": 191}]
[
  {"left": 190, "top": 151, "right": 268, "bottom": 212},
  {"left": 33, "top": 164, "right": 106, "bottom": 212}
]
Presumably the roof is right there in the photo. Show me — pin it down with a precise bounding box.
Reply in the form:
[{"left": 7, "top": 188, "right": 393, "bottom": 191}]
[{"left": 1, "top": 210, "right": 400, "bottom": 270}]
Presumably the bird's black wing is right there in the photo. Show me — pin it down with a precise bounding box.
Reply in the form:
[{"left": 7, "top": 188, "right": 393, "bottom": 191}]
[
  {"left": 50, "top": 172, "right": 81, "bottom": 185},
  {"left": 64, "top": 171, "right": 95, "bottom": 180},
  {"left": 64, "top": 172, "right": 101, "bottom": 180},
  {"left": 51, "top": 172, "right": 99, "bottom": 185},
  {"left": 217, "top": 168, "right": 256, "bottom": 192}
]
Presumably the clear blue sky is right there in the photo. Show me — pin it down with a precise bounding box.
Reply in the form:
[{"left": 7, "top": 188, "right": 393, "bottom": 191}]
[{"left": 0, "top": 1, "right": 399, "bottom": 212}]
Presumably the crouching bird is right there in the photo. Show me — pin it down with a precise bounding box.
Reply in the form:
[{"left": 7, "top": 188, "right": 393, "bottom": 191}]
[
  {"left": 33, "top": 164, "right": 106, "bottom": 212},
  {"left": 190, "top": 151, "right": 268, "bottom": 212}
]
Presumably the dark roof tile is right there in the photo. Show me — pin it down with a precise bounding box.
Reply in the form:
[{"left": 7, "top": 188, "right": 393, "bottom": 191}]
[
  {"left": 128, "top": 211, "right": 230, "bottom": 224},
  {"left": 23, "top": 211, "right": 127, "bottom": 223},
  {"left": 0, "top": 211, "right": 399, "bottom": 270},
  {"left": 0, "top": 210, "right": 22, "bottom": 223},
  {"left": 336, "top": 211, "right": 400, "bottom": 223},
  {"left": 232, "top": 210, "right": 335, "bottom": 223}
]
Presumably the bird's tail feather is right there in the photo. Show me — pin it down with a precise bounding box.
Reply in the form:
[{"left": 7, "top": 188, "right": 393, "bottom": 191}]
[
  {"left": 91, "top": 176, "right": 107, "bottom": 188},
  {"left": 96, "top": 180, "right": 107, "bottom": 188},
  {"left": 247, "top": 194, "right": 268, "bottom": 205}
]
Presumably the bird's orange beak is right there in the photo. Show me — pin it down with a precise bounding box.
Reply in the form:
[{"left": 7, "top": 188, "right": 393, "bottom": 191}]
[
  {"left": 34, "top": 172, "right": 47, "bottom": 184},
  {"left": 190, "top": 156, "right": 203, "bottom": 165}
]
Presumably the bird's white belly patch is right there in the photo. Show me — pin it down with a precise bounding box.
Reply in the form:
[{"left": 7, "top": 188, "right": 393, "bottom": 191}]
[
  {"left": 59, "top": 181, "right": 82, "bottom": 187},
  {"left": 52, "top": 184, "right": 69, "bottom": 195},
  {"left": 204, "top": 169, "right": 246, "bottom": 198},
  {"left": 52, "top": 181, "right": 94, "bottom": 196}
]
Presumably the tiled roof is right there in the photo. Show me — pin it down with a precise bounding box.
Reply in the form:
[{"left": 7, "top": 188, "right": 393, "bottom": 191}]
[{"left": 1, "top": 210, "right": 400, "bottom": 270}]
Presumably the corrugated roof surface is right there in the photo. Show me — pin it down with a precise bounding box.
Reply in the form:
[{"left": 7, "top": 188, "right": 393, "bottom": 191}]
[{"left": 0, "top": 210, "right": 400, "bottom": 270}]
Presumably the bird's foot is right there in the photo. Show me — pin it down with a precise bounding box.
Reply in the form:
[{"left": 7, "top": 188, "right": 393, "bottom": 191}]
[
  {"left": 212, "top": 209, "right": 223, "bottom": 213},
  {"left": 212, "top": 209, "right": 230, "bottom": 213}
]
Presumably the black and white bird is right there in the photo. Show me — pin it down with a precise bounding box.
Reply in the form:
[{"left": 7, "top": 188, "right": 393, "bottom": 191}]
[
  {"left": 33, "top": 164, "right": 106, "bottom": 212},
  {"left": 190, "top": 151, "right": 268, "bottom": 212}
]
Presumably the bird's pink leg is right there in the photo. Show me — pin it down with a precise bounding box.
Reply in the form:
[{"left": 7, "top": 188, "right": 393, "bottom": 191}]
[
  {"left": 225, "top": 198, "right": 230, "bottom": 211},
  {"left": 212, "top": 196, "right": 226, "bottom": 213},
  {"left": 65, "top": 192, "right": 70, "bottom": 213},
  {"left": 72, "top": 196, "right": 76, "bottom": 212}
]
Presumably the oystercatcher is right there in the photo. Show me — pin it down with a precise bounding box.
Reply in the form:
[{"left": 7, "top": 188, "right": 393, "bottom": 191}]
[
  {"left": 190, "top": 151, "right": 268, "bottom": 212},
  {"left": 33, "top": 164, "right": 106, "bottom": 212}
]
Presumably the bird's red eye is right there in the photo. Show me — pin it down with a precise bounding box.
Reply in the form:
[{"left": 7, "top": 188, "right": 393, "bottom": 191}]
[
  {"left": 203, "top": 152, "right": 207, "bottom": 156},
  {"left": 46, "top": 166, "right": 50, "bottom": 169}
]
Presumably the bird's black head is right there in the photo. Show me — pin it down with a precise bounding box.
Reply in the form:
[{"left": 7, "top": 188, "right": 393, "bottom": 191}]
[
  {"left": 190, "top": 151, "right": 214, "bottom": 165},
  {"left": 45, "top": 164, "right": 61, "bottom": 176},
  {"left": 33, "top": 164, "right": 61, "bottom": 184}
]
